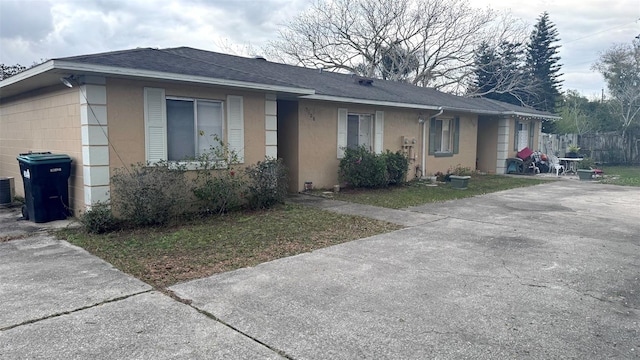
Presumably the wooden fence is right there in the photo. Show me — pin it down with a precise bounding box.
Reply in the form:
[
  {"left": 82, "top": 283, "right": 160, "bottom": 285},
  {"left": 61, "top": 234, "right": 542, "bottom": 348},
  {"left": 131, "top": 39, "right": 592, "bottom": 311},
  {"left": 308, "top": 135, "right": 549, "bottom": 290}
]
[{"left": 539, "top": 132, "right": 639, "bottom": 164}]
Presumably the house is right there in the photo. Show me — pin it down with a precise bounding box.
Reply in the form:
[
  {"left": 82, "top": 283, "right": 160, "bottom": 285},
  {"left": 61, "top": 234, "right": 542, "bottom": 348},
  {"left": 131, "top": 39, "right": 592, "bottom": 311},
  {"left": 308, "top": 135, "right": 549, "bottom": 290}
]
[{"left": 0, "top": 47, "right": 558, "bottom": 215}]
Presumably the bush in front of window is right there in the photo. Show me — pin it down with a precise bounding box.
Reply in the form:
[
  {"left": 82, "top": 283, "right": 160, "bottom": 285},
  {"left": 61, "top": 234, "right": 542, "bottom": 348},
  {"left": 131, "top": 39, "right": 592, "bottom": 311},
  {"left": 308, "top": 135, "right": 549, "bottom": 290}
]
[
  {"left": 339, "top": 146, "right": 387, "bottom": 188},
  {"left": 191, "top": 138, "right": 247, "bottom": 214},
  {"left": 381, "top": 150, "right": 409, "bottom": 185},
  {"left": 246, "top": 158, "right": 288, "bottom": 209},
  {"left": 111, "top": 162, "right": 190, "bottom": 226}
]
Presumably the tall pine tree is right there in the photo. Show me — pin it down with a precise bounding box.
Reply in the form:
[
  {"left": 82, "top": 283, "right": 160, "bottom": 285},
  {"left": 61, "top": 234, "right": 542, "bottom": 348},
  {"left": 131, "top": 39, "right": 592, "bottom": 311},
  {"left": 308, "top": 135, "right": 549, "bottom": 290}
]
[
  {"left": 472, "top": 41, "right": 528, "bottom": 106},
  {"left": 473, "top": 42, "right": 498, "bottom": 96},
  {"left": 526, "top": 12, "right": 563, "bottom": 117}
]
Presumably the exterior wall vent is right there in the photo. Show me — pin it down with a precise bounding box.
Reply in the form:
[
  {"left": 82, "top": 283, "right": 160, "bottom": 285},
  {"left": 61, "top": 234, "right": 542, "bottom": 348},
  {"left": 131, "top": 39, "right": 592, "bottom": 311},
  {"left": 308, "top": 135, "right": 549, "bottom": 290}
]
[{"left": 353, "top": 76, "right": 374, "bottom": 86}]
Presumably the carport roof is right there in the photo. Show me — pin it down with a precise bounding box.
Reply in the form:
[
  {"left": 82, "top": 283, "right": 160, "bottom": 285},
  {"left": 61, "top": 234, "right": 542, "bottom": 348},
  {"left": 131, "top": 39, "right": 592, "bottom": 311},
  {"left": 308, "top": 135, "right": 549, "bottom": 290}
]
[{"left": 1, "top": 47, "right": 558, "bottom": 119}]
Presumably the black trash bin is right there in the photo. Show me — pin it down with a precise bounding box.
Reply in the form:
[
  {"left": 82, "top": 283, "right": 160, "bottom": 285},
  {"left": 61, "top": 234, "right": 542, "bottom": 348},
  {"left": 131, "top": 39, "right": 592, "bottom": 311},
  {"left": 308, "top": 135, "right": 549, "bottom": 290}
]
[{"left": 17, "top": 152, "right": 72, "bottom": 223}]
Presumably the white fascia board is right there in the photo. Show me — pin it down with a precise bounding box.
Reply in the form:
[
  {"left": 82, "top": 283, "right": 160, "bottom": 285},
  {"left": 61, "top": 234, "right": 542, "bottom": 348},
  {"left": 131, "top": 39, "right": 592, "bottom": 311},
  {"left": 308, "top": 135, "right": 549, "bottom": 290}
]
[
  {"left": 305, "top": 94, "right": 559, "bottom": 120},
  {"left": 302, "top": 94, "right": 442, "bottom": 111},
  {"left": 439, "top": 106, "right": 561, "bottom": 120},
  {"left": 53, "top": 61, "right": 315, "bottom": 95},
  {"left": 0, "top": 61, "right": 55, "bottom": 88},
  {"left": 503, "top": 111, "right": 562, "bottom": 120}
]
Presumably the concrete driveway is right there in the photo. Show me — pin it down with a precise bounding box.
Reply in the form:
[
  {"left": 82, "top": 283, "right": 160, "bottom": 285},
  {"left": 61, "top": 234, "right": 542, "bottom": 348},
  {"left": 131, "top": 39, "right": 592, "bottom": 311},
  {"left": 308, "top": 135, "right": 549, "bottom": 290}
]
[
  {"left": 170, "top": 181, "right": 640, "bottom": 359},
  {"left": 1, "top": 180, "right": 639, "bottom": 359}
]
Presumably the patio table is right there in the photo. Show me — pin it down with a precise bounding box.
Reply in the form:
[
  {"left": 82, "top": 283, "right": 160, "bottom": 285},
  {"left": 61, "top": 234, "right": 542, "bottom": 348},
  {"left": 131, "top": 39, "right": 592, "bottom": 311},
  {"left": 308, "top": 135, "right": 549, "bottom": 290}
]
[{"left": 558, "top": 157, "right": 583, "bottom": 175}]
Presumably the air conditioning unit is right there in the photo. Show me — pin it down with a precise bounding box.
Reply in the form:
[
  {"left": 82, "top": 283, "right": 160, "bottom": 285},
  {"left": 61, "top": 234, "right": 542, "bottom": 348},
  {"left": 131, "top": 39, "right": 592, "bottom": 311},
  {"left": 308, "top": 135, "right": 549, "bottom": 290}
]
[{"left": 0, "top": 177, "right": 15, "bottom": 206}]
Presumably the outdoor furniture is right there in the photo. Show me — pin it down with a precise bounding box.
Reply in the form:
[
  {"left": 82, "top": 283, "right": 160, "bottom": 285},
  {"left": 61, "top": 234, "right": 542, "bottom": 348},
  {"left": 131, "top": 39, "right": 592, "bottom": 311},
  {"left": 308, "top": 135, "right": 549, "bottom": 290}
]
[
  {"left": 548, "top": 155, "right": 564, "bottom": 176},
  {"left": 506, "top": 147, "right": 538, "bottom": 174},
  {"left": 558, "top": 157, "right": 583, "bottom": 175}
]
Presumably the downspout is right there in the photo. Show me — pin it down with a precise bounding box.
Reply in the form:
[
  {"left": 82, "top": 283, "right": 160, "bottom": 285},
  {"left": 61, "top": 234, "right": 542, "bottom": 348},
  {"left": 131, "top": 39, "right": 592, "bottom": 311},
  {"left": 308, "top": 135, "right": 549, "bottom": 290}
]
[{"left": 421, "top": 107, "right": 443, "bottom": 178}]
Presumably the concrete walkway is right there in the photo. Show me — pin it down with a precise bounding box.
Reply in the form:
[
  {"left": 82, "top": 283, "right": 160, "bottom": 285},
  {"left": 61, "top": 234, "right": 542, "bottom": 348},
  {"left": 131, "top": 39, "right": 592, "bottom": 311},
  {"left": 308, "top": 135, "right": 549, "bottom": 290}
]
[
  {"left": 1, "top": 180, "right": 639, "bottom": 359},
  {"left": 287, "top": 193, "right": 446, "bottom": 227}
]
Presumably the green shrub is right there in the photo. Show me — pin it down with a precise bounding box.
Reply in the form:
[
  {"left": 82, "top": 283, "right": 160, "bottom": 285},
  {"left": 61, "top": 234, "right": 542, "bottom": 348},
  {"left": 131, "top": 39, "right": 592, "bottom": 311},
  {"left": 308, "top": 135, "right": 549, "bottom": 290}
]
[
  {"left": 382, "top": 150, "right": 409, "bottom": 185},
  {"left": 79, "top": 201, "right": 118, "bottom": 234},
  {"left": 111, "top": 162, "right": 190, "bottom": 226},
  {"left": 190, "top": 136, "right": 247, "bottom": 214},
  {"left": 246, "top": 158, "right": 288, "bottom": 209},
  {"left": 339, "top": 146, "right": 387, "bottom": 188},
  {"left": 578, "top": 157, "right": 596, "bottom": 169},
  {"left": 192, "top": 169, "right": 246, "bottom": 214}
]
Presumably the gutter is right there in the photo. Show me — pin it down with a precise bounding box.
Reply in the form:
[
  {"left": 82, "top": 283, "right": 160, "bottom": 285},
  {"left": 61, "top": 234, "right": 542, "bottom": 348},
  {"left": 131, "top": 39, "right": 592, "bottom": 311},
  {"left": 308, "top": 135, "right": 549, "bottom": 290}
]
[
  {"left": 302, "top": 94, "right": 442, "bottom": 111},
  {"left": 421, "top": 107, "right": 444, "bottom": 178}
]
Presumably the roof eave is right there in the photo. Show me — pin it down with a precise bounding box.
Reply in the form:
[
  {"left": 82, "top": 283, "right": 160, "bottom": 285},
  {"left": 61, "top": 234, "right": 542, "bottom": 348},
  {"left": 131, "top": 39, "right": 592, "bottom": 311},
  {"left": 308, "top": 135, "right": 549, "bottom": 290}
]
[
  {"left": 302, "top": 94, "right": 442, "bottom": 111},
  {"left": 305, "top": 95, "right": 560, "bottom": 119},
  {"left": 1, "top": 60, "right": 315, "bottom": 96},
  {"left": 501, "top": 111, "right": 561, "bottom": 120},
  {"left": 0, "top": 60, "right": 55, "bottom": 88},
  {"left": 53, "top": 61, "right": 315, "bottom": 95}
]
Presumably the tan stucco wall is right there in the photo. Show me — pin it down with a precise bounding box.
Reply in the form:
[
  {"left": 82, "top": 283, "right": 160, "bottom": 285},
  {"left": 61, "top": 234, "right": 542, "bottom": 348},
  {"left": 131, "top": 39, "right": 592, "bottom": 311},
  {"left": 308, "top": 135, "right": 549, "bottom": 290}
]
[
  {"left": 292, "top": 100, "right": 484, "bottom": 191},
  {"left": 0, "top": 86, "right": 83, "bottom": 214},
  {"left": 106, "top": 78, "right": 269, "bottom": 180},
  {"left": 424, "top": 112, "right": 478, "bottom": 176},
  {"left": 294, "top": 101, "right": 428, "bottom": 191},
  {"left": 295, "top": 100, "right": 338, "bottom": 190},
  {"left": 476, "top": 116, "right": 498, "bottom": 173}
]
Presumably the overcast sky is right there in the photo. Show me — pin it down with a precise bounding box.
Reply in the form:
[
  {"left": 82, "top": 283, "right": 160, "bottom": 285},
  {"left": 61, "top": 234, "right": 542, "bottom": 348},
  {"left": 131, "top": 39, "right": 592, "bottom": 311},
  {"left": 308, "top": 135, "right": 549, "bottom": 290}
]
[{"left": 1, "top": 0, "right": 638, "bottom": 97}]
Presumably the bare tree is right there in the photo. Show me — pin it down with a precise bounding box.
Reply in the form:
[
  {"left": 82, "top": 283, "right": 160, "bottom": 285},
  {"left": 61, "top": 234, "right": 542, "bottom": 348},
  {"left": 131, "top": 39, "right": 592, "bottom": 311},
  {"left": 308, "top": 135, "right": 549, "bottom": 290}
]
[
  {"left": 266, "top": 0, "right": 527, "bottom": 93},
  {"left": 0, "top": 63, "right": 26, "bottom": 80},
  {"left": 213, "top": 37, "right": 259, "bottom": 58},
  {"left": 593, "top": 39, "right": 640, "bottom": 161}
]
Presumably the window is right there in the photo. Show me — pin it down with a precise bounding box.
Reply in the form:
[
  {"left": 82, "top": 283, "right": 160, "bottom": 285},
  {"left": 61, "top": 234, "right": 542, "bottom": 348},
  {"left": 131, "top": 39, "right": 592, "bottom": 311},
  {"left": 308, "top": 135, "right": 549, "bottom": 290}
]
[
  {"left": 337, "top": 108, "right": 384, "bottom": 158},
  {"left": 347, "top": 114, "right": 373, "bottom": 150},
  {"left": 429, "top": 117, "right": 459, "bottom": 156},
  {"left": 144, "top": 88, "right": 244, "bottom": 164},
  {"left": 166, "top": 98, "right": 223, "bottom": 161}
]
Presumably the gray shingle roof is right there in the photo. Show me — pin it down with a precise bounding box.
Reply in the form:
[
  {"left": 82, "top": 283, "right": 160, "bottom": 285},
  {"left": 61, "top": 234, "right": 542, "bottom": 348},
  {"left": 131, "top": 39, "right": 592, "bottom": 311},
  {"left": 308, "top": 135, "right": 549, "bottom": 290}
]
[{"left": 57, "top": 47, "right": 556, "bottom": 118}]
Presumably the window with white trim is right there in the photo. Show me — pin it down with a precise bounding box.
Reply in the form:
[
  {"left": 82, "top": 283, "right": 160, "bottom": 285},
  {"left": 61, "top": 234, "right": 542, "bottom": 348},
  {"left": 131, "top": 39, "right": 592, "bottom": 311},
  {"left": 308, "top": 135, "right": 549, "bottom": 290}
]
[
  {"left": 347, "top": 113, "right": 373, "bottom": 150},
  {"left": 337, "top": 108, "right": 384, "bottom": 158},
  {"left": 435, "top": 119, "right": 451, "bottom": 152},
  {"left": 144, "top": 88, "right": 244, "bottom": 164},
  {"left": 166, "top": 98, "right": 223, "bottom": 161},
  {"left": 428, "top": 116, "right": 459, "bottom": 157}
]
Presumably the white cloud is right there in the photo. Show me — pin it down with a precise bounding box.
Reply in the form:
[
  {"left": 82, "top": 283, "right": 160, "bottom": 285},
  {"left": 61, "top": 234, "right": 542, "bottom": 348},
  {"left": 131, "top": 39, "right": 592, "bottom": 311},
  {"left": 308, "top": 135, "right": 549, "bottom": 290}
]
[
  {"left": 469, "top": 0, "right": 640, "bottom": 95},
  {"left": 1, "top": 0, "right": 638, "bottom": 96}
]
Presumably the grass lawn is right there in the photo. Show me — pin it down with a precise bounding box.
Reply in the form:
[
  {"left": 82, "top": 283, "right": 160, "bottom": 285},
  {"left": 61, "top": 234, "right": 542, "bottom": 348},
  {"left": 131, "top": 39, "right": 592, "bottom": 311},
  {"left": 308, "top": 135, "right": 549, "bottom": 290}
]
[
  {"left": 58, "top": 174, "right": 549, "bottom": 290},
  {"left": 598, "top": 165, "right": 640, "bottom": 187},
  {"left": 331, "top": 174, "right": 548, "bottom": 209},
  {"left": 59, "top": 204, "right": 401, "bottom": 289}
]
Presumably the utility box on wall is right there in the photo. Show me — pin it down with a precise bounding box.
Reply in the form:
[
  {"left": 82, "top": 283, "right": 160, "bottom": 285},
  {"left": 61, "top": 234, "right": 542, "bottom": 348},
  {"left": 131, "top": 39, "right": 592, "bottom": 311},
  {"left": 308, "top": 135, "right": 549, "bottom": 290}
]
[{"left": 401, "top": 136, "right": 417, "bottom": 147}]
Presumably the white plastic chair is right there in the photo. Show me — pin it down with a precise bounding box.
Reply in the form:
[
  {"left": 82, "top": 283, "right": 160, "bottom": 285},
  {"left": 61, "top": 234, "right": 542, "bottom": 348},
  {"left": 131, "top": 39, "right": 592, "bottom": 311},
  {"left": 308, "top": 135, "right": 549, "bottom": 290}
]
[{"left": 548, "top": 155, "right": 564, "bottom": 176}]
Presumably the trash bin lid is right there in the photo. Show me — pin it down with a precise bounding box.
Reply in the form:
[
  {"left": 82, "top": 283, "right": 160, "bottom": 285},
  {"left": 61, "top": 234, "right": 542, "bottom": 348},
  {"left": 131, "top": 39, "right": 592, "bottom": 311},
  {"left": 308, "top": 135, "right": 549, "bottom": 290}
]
[{"left": 17, "top": 152, "right": 72, "bottom": 164}]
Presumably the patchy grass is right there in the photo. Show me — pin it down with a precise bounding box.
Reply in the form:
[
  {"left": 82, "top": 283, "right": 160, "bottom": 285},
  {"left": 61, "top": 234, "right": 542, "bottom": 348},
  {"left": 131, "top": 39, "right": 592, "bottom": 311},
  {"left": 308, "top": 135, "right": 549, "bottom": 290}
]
[
  {"left": 598, "top": 165, "right": 640, "bottom": 187},
  {"left": 58, "top": 204, "right": 400, "bottom": 289},
  {"left": 332, "top": 174, "right": 548, "bottom": 209}
]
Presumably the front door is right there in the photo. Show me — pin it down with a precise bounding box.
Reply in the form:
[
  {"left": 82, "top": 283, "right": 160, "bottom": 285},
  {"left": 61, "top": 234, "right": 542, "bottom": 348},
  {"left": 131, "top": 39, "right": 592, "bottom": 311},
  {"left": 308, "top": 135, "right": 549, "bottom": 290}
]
[{"left": 517, "top": 122, "right": 529, "bottom": 151}]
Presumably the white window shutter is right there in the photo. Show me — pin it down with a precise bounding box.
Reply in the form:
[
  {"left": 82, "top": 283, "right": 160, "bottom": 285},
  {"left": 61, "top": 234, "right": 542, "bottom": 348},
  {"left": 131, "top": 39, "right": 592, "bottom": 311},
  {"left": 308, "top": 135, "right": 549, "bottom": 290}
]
[
  {"left": 374, "top": 111, "right": 384, "bottom": 154},
  {"left": 337, "top": 108, "right": 348, "bottom": 158},
  {"left": 227, "top": 95, "right": 244, "bottom": 163},
  {"left": 144, "top": 87, "right": 167, "bottom": 163}
]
